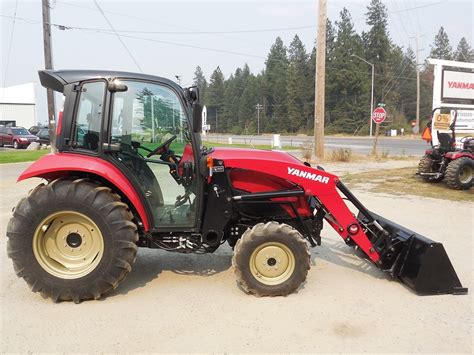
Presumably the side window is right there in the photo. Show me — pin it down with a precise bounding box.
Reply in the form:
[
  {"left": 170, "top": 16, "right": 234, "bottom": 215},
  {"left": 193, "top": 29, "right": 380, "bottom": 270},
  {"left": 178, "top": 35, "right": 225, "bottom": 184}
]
[{"left": 73, "top": 81, "right": 106, "bottom": 151}]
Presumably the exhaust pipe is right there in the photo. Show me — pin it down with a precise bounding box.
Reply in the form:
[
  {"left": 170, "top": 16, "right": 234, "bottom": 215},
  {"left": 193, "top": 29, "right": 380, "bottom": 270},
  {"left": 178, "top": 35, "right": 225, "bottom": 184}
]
[{"left": 359, "top": 212, "right": 468, "bottom": 295}]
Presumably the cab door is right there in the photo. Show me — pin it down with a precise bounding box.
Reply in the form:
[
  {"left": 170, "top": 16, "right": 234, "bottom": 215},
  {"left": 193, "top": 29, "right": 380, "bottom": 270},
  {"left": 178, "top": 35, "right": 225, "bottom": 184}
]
[{"left": 108, "top": 80, "right": 199, "bottom": 229}]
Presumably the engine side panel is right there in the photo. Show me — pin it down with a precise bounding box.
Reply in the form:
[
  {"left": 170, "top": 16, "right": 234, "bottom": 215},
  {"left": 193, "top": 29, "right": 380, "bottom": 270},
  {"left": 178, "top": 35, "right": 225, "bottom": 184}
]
[{"left": 229, "top": 169, "right": 311, "bottom": 217}]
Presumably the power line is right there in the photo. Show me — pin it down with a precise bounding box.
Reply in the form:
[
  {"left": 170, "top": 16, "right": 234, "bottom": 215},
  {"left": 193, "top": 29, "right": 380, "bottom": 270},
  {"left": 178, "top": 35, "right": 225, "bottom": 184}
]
[
  {"left": 0, "top": 1, "right": 448, "bottom": 37},
  {"left": 98, "top": 31, "right": 265, "bottom": 59},
  {"left": 92, "top": 0, "right": 143, "bottom": 73},
  {"left": 3, "top": 0, "right": 19, "bottom": 87}
]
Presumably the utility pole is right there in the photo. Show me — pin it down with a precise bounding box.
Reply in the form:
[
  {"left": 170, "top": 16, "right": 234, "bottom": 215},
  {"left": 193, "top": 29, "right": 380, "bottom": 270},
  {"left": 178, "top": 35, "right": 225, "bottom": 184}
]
[
  {"left": 255, "top": 103, "right": 263, "bottom": 135},
  {"left": 41, "top": 0, "right": 56, "bottom": 150},
  {"left": 314, "top": 0, "right": 327, "bottom": 159},
  {"left": 414, "top": 35, "right": 421, "bottom": 134}
]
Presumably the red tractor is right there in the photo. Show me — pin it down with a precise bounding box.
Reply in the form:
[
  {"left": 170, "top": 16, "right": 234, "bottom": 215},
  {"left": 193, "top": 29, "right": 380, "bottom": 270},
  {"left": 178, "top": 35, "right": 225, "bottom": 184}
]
[
  {"left": 7, "top": 70, "right": 467, "bottom": 303},
  {"left": 418, "top": 108, "right": 473, "bottom": 189}
]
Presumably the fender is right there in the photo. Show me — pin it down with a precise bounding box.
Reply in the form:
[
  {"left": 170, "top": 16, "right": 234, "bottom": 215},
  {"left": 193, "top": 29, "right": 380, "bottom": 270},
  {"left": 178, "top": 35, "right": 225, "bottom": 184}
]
[
  {"left": 18, "top": 153, "right": 150, "bottom": 230},
  {"left": 444, "top": 151, "right": 474, "bottom": 160}
]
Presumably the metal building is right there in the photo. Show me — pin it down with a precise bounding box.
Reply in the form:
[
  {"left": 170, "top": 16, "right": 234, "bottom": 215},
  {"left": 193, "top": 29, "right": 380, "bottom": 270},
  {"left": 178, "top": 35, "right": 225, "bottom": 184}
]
[{"left": 0, "top": 83, "right": 37, "bottom": 128}]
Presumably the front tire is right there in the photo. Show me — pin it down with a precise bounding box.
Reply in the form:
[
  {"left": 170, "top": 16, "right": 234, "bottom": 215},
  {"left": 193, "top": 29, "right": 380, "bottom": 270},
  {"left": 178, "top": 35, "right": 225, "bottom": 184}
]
[
  {"left": 13, "top": 140, "right": 19, "bottom": 149},
  {"left": 7, "top": 179, "right": 138, "bottom": 302},
  {"left": 232, "top": 222, "right": 310, "bottom": 296},
  {"left": 445, "top": 157, "right": 473, "bottom": 190},
  {"left": 418, "top": 155, "right": 443, "bottom": 182}
]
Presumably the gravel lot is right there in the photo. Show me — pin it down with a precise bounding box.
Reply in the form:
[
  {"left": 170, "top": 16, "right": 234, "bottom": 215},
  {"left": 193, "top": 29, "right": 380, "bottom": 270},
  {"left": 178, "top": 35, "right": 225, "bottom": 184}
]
[{"left": 0, "top": 161, "right": 472, "bottom": 353}]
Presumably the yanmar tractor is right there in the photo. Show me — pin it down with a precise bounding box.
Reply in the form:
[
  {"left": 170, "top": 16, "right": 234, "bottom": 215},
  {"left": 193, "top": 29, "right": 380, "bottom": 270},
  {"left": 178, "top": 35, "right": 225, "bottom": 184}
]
[
  {"left": 7, "top": 70, "right": 467, "bottom": 303},
  {"left": 418, "top": 108, "right": 473, "bottom": 189}
]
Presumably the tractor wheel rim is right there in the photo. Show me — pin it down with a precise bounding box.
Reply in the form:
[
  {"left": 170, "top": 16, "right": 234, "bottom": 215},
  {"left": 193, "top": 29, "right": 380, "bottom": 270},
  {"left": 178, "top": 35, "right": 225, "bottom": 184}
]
[
  {"left": 33, "top": 211, "right": 104, "bottom": 279},
  {"left": 249, "top": 242, "right": 295, "bottom": 285},
  {"left": 459, "top": 165, "right": 472, "bottom": 184}
]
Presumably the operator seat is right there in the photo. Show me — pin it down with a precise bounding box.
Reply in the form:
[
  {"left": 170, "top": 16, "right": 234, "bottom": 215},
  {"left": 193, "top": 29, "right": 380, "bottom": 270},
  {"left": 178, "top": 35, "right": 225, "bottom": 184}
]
[
  {"left": 437, "top": 132, "right": 454, "bottom": 153},
  {"left": 83, "top": 132, "right": 99, "bottom": 151}
]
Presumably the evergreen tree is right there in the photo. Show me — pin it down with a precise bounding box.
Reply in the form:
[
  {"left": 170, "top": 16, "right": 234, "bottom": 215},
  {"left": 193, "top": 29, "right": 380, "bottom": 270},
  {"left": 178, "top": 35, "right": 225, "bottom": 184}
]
[
  {"left": 286, "top": 35, "right": 308, "bottom": 132},
  {"left": 328, "top": 8, "right": 370, "bottom": 134},
  {"left": 396, "top": 47, "right": 417, "bottom": 120},
  {"left": 264, "top": 37, "right": 288, "bottom": 132},
  {"left": 362, "top": 0, "right": 392, "bottom": 116},
  {"left": 193, "top": 66, "right": 208, "bottom": 103},
  {"left": 430, "top": 27, "right": 453, "bottom": 60},
  {"left": 454, "top": 37, "right": 474, "bottom": 62},
  {"left": 206, "top": 67, "right": 225, "bottom": 133}
]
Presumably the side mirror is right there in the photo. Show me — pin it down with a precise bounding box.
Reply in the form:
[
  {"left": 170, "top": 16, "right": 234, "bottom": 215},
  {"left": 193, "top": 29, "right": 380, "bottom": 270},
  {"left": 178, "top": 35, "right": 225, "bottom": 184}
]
[
  {"left": 193, "top": 103, "right": 203, "bottom": 133},
  {"left": 108, "top": 79, "right": 128, "bottom": 93},
  {"left": 188, "top": 86, "right": 199, "bottom": 102}
]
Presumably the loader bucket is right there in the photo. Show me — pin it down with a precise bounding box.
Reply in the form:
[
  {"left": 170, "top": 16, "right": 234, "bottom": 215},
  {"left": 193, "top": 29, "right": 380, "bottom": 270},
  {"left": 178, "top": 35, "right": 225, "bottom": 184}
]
[{"left": 359, "top": 212, "right": 468, "bottom": 295}]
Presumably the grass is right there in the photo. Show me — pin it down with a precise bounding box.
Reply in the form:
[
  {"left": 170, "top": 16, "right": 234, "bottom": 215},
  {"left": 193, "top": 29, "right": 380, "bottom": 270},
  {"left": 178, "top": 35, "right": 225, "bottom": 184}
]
[
  {"left": 342, "top": 167, "right": 474, "bottom": 202},
  {"left": 0, "top": 149, "right": 50, "bottom": 164}
]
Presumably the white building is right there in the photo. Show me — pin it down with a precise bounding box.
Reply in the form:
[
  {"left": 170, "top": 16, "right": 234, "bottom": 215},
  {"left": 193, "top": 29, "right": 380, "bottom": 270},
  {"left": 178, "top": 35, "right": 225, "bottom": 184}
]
[{"left": 0, "top": 83, "right": 37, "bottom": 128}]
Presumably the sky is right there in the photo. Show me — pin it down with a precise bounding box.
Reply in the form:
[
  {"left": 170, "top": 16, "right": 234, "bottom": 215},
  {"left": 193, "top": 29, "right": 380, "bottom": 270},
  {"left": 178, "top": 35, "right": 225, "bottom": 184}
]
[{"left": 1, "top": 0, "right": 473, "bottom": 123}]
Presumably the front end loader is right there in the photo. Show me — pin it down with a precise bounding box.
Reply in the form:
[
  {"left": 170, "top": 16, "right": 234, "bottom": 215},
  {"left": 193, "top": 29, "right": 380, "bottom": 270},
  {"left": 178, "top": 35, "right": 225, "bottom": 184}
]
[{"left": 6, "top": 70, "right": 468, "bottom": 302}]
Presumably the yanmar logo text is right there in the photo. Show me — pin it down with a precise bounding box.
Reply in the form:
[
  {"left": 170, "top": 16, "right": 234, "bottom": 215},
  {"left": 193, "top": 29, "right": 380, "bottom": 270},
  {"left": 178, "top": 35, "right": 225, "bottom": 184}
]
[
  {"left": 287, "top": 167, "right": 329, "bottom": 184},
  {"left": 447, "top": 81, "right": 474, "bottom": 90}
]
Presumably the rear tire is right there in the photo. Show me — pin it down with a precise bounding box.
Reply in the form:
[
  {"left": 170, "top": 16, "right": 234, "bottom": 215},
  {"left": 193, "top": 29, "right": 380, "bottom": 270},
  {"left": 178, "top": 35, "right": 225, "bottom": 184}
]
[
  {"left": 418, "top": 155, "right": 443, "bottom": 182},
  {"left": 445, "top": 157, "right": 473, "bottom": 190},
  {"left": 232, "top": 222, "right": 310, "bottom": 296},
  {"left": 7, "top": 179, "right": 138, "bottom": 303}
]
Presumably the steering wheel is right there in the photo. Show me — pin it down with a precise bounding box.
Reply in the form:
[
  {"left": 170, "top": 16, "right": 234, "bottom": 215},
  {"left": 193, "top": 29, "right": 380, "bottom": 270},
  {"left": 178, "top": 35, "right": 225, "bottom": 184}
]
[{"left": 146, "top": 135, "right": 177, "bottom": 158}]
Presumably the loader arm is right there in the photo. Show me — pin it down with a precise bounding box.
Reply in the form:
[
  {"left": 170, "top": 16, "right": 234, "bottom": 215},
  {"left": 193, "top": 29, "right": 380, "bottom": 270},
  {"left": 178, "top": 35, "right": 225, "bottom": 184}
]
[{"left": 211, "top": 149, "right": 467, "bottom": 295}]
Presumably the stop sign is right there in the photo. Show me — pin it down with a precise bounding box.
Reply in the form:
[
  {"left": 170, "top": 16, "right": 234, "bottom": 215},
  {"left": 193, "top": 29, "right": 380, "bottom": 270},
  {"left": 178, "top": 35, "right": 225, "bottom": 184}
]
[{"left": 372, "top": 107, "right": 386, "bottom": 124}]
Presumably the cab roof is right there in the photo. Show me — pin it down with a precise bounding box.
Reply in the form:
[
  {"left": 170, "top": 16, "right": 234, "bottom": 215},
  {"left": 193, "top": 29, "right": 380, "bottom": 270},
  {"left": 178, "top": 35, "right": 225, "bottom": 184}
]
[{"left": 38, "top": 69, "right": 183, "bottom": 93}]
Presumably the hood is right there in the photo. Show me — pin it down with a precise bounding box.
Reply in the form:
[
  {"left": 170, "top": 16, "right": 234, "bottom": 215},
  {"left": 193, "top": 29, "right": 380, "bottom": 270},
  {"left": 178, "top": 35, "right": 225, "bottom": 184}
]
[
  {"left": 209, "top": 147, "right": 304, "bottom": 168},
  {"left": 16, "top": 134, "right": 38, "bottom": 139}
]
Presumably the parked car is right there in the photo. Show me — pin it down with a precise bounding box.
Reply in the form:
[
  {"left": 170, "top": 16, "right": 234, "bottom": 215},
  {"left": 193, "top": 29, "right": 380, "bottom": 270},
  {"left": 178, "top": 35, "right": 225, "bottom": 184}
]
[
  {"left": 36, "top": 128, "right": 50, "bottom": 145},
  {"left": 29, "top": 126, "right": 41, "bottom": 135},
  {"left": 0, "top": 126, "right": 39, "bottom": 149}
]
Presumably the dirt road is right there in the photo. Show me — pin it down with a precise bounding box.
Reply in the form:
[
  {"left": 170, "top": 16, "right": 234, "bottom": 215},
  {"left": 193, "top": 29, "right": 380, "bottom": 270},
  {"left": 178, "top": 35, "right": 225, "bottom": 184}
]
[{"left": 0, "top": 162, "right": 472, "bottom": 353}]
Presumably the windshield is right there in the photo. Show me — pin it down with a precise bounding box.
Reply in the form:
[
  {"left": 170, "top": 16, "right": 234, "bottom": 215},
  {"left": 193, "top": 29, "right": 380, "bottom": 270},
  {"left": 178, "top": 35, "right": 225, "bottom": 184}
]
[
  {"left": 111, "top": 80, "right": 191, "bottom": 155},
  {"left": 12, "top": 128, "right": 29, "bottom": 135}
]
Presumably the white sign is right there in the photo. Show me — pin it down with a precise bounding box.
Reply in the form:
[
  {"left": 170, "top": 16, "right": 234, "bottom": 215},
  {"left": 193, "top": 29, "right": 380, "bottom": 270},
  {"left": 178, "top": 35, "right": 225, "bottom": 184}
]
[
  {"left": 453, "top": 109, "right": 474, "bottom": 130},
  {"left": 442, "top": 70, "right": 474, "bottom": 100},
  {"left": 201, "top": 105, "right": 207, "bottom": 132}
]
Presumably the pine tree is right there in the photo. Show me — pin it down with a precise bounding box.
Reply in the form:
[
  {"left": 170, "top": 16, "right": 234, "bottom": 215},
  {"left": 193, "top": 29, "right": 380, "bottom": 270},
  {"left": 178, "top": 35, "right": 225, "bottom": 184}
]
[
  {"left": 363, "top": 0, "right": 393, "bottom": 109},
  {"left": 328, "top": 8, "right": 370, "bottom": 134},
  {"left": 264, "top": 37, "right": 288, "bottom": 132},
  {"left": 286, "top": 35, "right": 308, "bottom": 133},
  {"left": 430, "top": 27, "right": 453, "bottom": 60},
  {"left": 192, "top": 66, "right": 208, "bottom": 102},
  {"left": 396, "top": 47, "right": 417, "bottom": 120},
  {"left": 206, "top": 67, "right": 225, "bottom": 133},
  {"left": 454, "top": 37, "right": 474, "bottom": 62}
]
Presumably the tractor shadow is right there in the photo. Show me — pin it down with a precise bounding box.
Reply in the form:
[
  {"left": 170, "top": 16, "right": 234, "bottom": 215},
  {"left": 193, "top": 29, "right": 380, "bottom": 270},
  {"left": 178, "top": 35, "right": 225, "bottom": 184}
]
[
  {"left": 107, "top": 247, "right": 233, "bottom": 298},
  {"left": 311, "top": 237, "right": 389, "bottom": 280}
]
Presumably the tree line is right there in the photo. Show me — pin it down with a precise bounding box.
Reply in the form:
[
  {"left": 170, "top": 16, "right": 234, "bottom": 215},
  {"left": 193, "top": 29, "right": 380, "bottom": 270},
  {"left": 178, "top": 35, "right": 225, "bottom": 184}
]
[{"left": 193, "top": 0, "right": 473, "bottom": 135}]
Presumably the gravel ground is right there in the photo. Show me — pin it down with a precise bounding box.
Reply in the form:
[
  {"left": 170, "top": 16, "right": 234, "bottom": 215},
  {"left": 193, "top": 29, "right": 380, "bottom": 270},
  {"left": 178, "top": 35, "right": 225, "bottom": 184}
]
[{"left": 0, "top": 161, "right": 472, "bottom": 353}]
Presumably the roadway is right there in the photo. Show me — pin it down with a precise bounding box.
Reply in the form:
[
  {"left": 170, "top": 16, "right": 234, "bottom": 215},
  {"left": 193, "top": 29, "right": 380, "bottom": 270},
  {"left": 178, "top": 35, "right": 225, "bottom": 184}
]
[{"left": 202, "top": 134, "right": 428, "bottom": 156}]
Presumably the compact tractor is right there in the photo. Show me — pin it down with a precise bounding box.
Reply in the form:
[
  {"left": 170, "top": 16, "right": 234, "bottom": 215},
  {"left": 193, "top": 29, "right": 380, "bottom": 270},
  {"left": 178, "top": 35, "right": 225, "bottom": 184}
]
[
  {"left": 7, "top": 70, "right": 467, "bottom": 303},
  {"left": 418, "top": 108, "right": 473, "bottom": 189}
]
